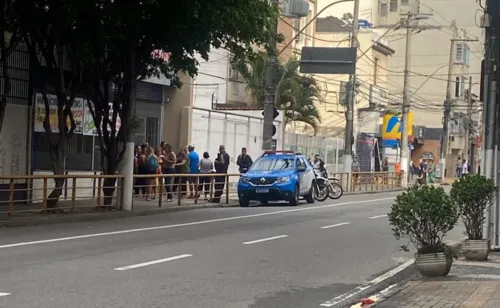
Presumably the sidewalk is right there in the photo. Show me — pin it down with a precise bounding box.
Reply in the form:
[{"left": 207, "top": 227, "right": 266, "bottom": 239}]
[
  {"left": 373, "top": 253, "right": 500, "bottom": 308},
  {"left": 0, "top": 187, "right": 403, "bottom": 228}
]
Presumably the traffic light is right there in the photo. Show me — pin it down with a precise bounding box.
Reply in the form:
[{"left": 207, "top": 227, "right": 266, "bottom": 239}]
[{"left": 262, "top": 107, "right": 280, "bottom": 137}]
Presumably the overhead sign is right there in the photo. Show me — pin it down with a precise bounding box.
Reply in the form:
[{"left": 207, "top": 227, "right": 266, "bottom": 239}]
[
  {"left": 382, "top": 113, "right": 413, "bottom": 140},
  {"left": 299, "top": 47, "right": 356, "bottom": 74}
]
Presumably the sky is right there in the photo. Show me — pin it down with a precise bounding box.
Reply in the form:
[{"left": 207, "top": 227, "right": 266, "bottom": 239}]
[{"left": 317, "top": 0, "right": 376, "bottom": 21}]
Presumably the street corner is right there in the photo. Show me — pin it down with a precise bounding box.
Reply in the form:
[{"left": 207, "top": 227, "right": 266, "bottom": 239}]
[
  {"left": 320, "top": 259, "right": 417, "bottom": 308},
  {"left": 357, "top": 253, "right": 500, "bottom": 307}
]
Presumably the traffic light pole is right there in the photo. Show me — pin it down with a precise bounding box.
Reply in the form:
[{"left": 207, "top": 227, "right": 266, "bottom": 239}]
[
  {"left": 343, "top": 0, "right": 360, "bottom": 181},
  {"left": 262, "top": 0, "right": 280, "bottom": 151}
]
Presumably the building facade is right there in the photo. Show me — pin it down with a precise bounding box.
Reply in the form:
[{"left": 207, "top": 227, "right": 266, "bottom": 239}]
[{"left": 315, "top": 16, "right": 394, "bottom": 138}]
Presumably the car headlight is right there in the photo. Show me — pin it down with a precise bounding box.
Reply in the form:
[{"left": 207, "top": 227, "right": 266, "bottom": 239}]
[
  {"left": 240, "top": 177, "right": 251, "bottom": 184},
  {"left": 277, "top": 176, "right": 290, "bottom": 183}
]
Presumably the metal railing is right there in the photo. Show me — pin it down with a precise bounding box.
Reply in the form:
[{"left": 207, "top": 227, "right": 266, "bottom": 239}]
[
  {"left": 0, "top": 174, "right": 124, "bottom": 217},
  {"left": 0, "top": 171, "right": 403, "bottom": 217},
  {"left": 133, "top": 173, "right": 241, "bottom": 207}
]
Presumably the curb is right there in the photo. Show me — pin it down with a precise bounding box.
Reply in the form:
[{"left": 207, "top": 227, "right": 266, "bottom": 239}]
[
  {"left": 345, "top": 188, "right": 403, "bottom": 195},
  {"left": 0, "top": 189, "right": 402, "bottom": 228},
  {"left": 0, "top": 203, "right": 239, "bottom": 228},
  {"left": 363, "top": 282, "right": 411, "bottom": 307}
]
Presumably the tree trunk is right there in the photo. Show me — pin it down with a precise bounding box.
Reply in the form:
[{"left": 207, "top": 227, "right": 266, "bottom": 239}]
[
  {"left": 102, "top": 177, "right": 117, "bottom": 207},
  {"left": 46, "top": 142, "right": 65, "bottom": 211}
]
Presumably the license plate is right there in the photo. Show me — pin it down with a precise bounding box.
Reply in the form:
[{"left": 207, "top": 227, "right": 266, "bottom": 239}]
[{"left": 256, "top": 188, "right": 269, "bottom": 193}]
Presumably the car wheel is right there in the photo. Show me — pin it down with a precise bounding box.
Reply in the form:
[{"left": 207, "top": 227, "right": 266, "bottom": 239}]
[
  {"left": 289, "top": 185, "right": 299, "bottom": 206},
  {"left": 304, "top": 182, "right": 315, "bottom": 204},
  {"left": 239, "top": 197, "right": 250, "bottom": 207}
]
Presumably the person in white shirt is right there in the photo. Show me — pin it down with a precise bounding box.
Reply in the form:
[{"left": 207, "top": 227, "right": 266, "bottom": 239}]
[{"left": 462, "top": 159, "right": 469, "bottom": 178}]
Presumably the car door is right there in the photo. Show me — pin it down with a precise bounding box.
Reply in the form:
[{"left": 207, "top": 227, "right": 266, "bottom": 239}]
[
  {"left": 296, "top": 158, "right": 307, "bottom": 194},
  {"left": 302, "top": 158, "right": 314, "bottom": 192}
]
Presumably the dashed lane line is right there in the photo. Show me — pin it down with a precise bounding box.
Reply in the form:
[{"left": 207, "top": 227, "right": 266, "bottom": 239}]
[
  {"left": 114, "top": 254, "right": 192, "bottom": 271},
  {"left": 242, "top": 235, "right": 289, "bottom": 245}
]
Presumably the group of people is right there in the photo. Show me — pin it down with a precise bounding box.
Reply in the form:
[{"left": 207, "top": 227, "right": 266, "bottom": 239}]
[
  {"left": 410, "top": 158, "right": 436, "bottom": 184},
  {"left": 456, "top": 157, "right": 471, "bottom": 178},
  {"left": 134, "top": 143, "right": 254, "bottom": 203}
]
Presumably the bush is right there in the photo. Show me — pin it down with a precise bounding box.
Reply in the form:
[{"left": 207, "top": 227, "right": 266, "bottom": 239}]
[
  {"left": 450, "top": 174, "right": 497, "bottom": 240},
  {"left": 388, "top": 185, "right": 459, "bottom": 254}
]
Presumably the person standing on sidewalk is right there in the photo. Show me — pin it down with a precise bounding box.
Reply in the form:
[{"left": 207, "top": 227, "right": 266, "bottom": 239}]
[
  {"left": 175, "top": 146, "right": 189, "bottom": 198},
  {"left": 236, "top": 147, "right": 253, "bottom": 174},
  {"left": 351, "top": 156, "right": 360, "bottom": 188},
  {"left": 456, "top": 157, "right": 462, "bottom": 178},
  {"left": 198, "top": 152, "right": 214, "bottom": 200},
  {"left": 462, "top": 159, "right": 469, "bottom": 178},
  {"left": 162, "top": 144, "right": 176, "bottom": 202},
  {"left": 187, "top": 145, "right": 200, "bottom": 198},
  {"left": 211, "top": 145, "right": 230, "bottom": 203}
]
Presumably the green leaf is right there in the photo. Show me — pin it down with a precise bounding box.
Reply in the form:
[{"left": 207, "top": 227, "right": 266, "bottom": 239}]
[
  {"left": 388, "top": 185, "right": 459, "bottom": 252},
  {"left": 450, "top": 174, "right": 498, "bottom": 240}
]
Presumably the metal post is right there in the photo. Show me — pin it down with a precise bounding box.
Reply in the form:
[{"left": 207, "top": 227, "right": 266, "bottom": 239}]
[
  {"left": 463, "top": 76, "right": 473, "bottom": 165},
  {"left": 262, "top": 0, "right": 279, "bottom": 150},
  {"left": 400, "top": 16, "right": 412, "bottom": 187},
  {"left": 487, "top": 80, "right": 497, "bottom": 242},
  {"left": 343, "top": 0, "right": 360, "bottom": 183}
]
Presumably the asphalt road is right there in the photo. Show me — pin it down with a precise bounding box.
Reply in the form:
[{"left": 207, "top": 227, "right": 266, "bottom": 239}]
[{"left": 0, "top": 191, "right": 463, "bottom": 308}]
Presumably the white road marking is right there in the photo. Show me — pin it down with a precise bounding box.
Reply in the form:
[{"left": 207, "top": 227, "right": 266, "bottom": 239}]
[
  {"left": 321, "top": 222, "right": 351, "bottom": 229},
  {"left": 0, "top": 292, "right": 10, "bottom": 297},
  {"left": 368, "top": 214, "right": 387, "bottom": 219},
  {"left": 0, "top": 197, "right": 395, "bottom": 250},
  {"left": 242, "top": 235, "right": 289, "bottom": 245},
  {"left": 114, "top": 254, "right": 192, "bottom": 271},
  {"left": 320, "top": 259, "right": 414, "bottom": 307}
]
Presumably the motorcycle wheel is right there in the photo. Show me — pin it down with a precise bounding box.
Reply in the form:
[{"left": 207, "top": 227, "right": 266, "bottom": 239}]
[
  {"left": 328, "top": 182, "right": 343, "bottom": 199},
  {"left": 314, "top": 183, "right": 329, "bottom": 202}
]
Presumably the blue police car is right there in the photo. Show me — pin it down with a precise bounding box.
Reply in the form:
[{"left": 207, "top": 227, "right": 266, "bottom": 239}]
[{"left": 237, "top": 151, "right": 316, "bottom": 207}]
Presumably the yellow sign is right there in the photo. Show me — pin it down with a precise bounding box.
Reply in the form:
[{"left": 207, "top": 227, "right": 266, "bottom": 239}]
[{"left": 381, "top": 113, "right": 413, "bottom": 140}]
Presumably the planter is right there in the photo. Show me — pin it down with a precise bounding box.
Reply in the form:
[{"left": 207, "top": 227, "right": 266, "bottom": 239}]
[
  {"left": 462, "top": 239, "right": 490, "bottom": 261},
  {"left": 415, "top": 252, "right": 452, "bottom": 277}
]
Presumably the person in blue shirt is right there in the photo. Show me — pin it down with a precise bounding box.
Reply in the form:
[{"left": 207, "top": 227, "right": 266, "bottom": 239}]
[{"left": 187, "top": 145, "right": 200, "bottom": 198}]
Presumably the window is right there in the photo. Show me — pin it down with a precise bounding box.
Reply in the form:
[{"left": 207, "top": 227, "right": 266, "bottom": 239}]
[
  {"left": 455, "top": 43, "right": 470, "bottom": 65},
  {"left": 294, "top": 18, "right": 302, "bottom": 41},
  {"left": 380, "top": 3, "right": 388, "bottom": 16},
  {"left": 296, "top": 158, "right": 307, "bottom": 169},
  {"left": 389, "top": 0, "right": 398, "bottom": 12},
  {"left": 228, "top": 55, "right": 240, "bottom": 80},
  {"left": 454, "top": 76, "right": 468, "bottom": 98},
  {"left": 401, "top": 0, "right": 409, "bottom": 5},
  {"left": 306, "top": 10, "right": 313, "bottom": 38},
  {"left": 250, "top": 157, "right": 294, "bottom": 171}
]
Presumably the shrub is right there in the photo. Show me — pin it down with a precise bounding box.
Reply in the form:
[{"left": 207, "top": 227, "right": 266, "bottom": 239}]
[
  {"left": 388, "top": 185, "right": 459, "bottom": 254},
  {"left": 450, "top": 174, "right": 497, "bottom": 240}
]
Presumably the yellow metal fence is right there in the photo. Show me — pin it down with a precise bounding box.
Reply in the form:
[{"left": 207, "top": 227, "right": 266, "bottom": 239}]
[{"left": 0, "top": 171, "right": 402, "bottom": 217}]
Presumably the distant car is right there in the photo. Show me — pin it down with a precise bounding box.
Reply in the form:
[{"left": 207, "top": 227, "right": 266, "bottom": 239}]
[{"left": 237, "top": 151, "right": 315, "bottom": 207}]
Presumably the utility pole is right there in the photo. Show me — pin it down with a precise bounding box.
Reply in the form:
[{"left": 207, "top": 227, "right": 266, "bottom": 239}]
[
  {"left": 399, "top": 12, "right": 439, "bottom": 186},
  {"left": 261, "top": 0, "right": 280, "bottom": 150},
  {"left": 400, "top": 14, "right": 413, "bottom": 187},
  {"left": 463, "top": 76, "right": 473, "bottom": 165},
  {"left": 343, "top": 0, "right": 360, "bottom": 184}
]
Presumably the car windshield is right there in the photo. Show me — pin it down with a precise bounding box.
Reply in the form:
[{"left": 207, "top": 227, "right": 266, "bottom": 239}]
[{"left": 249, "top": 157, "right": 294, "bottom": 171}]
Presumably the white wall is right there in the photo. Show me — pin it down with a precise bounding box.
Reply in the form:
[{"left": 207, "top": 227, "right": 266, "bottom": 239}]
[
  {"left": 192, "top": 49, "right": 230, "bottom": 109},
  {"left": 191, "top": 49, "right": 285, "bottom": 167},
  {"left": 190, "top": 108, "right": 284, "bottom": 174}
]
